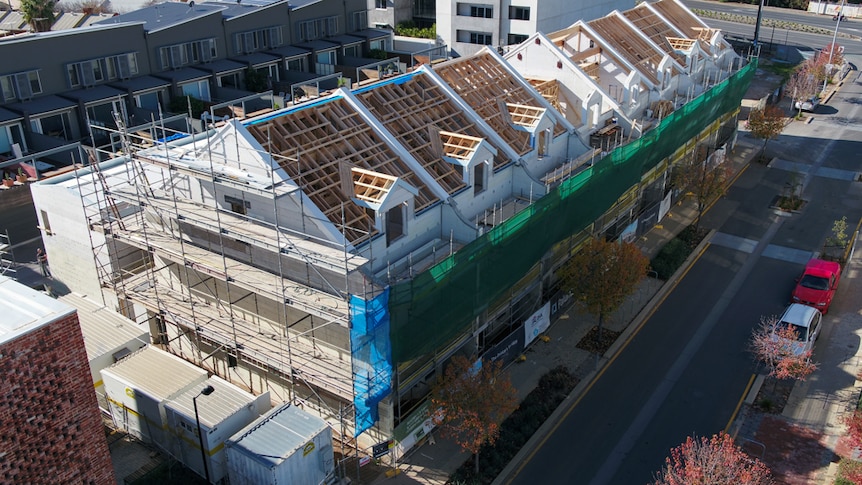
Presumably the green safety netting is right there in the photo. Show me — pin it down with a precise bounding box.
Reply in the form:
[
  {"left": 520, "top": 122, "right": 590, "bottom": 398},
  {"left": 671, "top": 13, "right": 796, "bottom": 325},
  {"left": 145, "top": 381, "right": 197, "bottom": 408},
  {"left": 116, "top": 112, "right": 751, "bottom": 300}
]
[{"left": 386, "top": 59, "right": 757, "bottom": 364}]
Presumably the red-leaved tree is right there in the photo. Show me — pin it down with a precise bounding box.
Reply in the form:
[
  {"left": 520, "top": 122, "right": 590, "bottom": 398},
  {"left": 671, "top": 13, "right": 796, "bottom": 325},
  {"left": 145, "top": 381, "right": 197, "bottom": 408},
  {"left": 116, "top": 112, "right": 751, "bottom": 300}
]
[
  {"left": 843, "top": 410, "right": 862, "bottom": 457},
  {"left": 430, "top": 355, "right": 518, "bottom": 475},
  {"left": 653, "top": 432, "right": 773, "bottom": 485},
  {"left": 750, "top": 315, "right": 817, "bottom": 381}
]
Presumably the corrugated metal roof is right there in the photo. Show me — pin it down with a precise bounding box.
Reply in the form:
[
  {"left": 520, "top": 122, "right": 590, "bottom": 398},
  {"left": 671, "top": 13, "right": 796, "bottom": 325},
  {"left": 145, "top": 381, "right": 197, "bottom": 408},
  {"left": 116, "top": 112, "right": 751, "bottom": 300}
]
[
  {"left": 58, "top": 293, "right": 148, "bottom": 362},
  {"left": 51, "top": 12, "right": 87, "bottom": 30},
  {"left": 168, "top": 376, "right": 261, "bottom": 427},
  {"left": 0, "top": 276, "right": 75, "bottom": 345},
  {"left": 227, "top": 403, "right": 327, "bottom": 465},
  {"left": 102, "top": 346, "right": 207, "bottom": 399}
]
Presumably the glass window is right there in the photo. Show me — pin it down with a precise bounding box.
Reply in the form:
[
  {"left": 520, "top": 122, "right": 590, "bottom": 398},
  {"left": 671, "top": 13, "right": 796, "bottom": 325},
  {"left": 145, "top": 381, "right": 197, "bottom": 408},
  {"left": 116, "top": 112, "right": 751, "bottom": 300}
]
[
  {"left": 507, "top": 34, "right": 527, "bottom": 45},
  {"left": 386, "top": 205, "right": 404, "bottom": 246},
  {"left": 470, "top": 5, "right": 492, "bottom": 18},
  {"left": 469, "top": 32, "right": 493, "bottom": 45},
  {"left": 509, "top": 6, "right": 529, "bottom": 20}
]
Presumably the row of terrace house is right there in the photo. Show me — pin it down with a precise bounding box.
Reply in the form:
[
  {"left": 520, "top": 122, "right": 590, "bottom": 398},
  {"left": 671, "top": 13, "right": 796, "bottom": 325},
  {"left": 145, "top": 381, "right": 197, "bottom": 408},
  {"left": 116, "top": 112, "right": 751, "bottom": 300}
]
[
  {"left": 29, "top": 0, "right": 751, "bottom": 461},
  {"left": 0, "top": 0, "right": 402, "bottom": 173}
]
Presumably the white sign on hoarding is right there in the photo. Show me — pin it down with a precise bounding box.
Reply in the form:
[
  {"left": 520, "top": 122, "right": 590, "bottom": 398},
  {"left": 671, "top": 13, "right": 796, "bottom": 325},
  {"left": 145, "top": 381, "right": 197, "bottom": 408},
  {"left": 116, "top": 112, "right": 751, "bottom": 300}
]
[{"left": 524, "top": 302, "right": 551, "bottom": 346}]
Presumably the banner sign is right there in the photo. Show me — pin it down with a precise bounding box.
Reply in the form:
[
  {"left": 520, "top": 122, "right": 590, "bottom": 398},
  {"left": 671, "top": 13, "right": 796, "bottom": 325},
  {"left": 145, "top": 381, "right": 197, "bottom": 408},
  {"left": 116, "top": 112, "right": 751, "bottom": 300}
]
[{"left": 524, "top": 302, "right": 551, "bottom": 346}]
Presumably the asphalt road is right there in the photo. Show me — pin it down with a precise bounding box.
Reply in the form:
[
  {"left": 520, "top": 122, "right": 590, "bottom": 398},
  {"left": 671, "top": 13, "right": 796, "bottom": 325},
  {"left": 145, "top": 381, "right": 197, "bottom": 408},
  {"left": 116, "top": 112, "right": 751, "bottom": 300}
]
[
  {"left": 682, "top": 0, "right": 862, "bottom": 56},
  {"left": 507, "top": 32, "right": 862, "bottom": 485}
]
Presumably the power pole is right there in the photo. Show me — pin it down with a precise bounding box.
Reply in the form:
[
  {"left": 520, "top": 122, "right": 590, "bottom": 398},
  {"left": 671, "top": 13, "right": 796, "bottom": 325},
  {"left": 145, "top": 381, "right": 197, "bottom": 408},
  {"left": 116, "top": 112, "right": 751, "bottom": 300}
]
[{"left": 753, "top": 0, "right": 765, "bottom": 48}]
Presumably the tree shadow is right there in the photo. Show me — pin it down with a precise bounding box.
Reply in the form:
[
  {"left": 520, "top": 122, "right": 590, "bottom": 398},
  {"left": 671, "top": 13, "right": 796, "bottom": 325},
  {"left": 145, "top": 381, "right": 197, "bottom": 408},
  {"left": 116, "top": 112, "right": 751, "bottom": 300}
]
[{"left": 748, "top": 415, "right": 834, "bottom": 484}]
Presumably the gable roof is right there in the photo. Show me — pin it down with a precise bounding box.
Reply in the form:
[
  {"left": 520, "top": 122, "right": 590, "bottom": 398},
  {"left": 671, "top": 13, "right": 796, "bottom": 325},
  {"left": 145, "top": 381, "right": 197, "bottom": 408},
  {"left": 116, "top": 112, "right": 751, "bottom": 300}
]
[
  {"left": 244, "top": 96, "right": 440, "bottom": 244},
  {"left": 433, "top": 51, "right": 566, "bottom": 158}
]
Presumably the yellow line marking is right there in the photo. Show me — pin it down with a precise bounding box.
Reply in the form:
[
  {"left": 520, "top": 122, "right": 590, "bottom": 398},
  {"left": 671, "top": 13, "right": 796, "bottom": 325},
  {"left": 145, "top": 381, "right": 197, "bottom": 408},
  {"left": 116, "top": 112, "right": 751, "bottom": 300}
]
[
  {"left": 726, "top": 373, "right": 756, "bottom": 439},
  {"left": 505, "top": 243, "right": 710, "bottom": 483}
]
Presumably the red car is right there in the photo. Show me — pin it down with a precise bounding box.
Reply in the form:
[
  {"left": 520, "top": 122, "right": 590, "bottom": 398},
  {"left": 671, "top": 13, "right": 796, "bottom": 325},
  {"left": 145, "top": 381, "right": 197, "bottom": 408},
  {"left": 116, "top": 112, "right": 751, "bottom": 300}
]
[{"left": 792, "top": 258, "right": 841, "bottom": 313}]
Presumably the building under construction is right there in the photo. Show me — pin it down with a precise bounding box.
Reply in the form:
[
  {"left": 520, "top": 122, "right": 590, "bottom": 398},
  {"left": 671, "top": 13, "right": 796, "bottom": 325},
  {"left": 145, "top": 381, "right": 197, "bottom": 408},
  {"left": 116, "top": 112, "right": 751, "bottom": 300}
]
[{"left": 31, "top": 0, "right": 754, "bottom": 457}]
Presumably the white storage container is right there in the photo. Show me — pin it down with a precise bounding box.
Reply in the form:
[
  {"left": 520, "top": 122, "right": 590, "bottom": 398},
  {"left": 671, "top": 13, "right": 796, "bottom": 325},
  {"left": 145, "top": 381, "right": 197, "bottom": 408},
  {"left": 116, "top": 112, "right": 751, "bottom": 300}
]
[
  {"left": 164, "top": 377, "right": 270, "bottom": 483},
  {"left": 226, "top": 404, "right": 335, "bottom": 485},
  {"left": 100, "top": 346, "right": 208, "bottom": 446}
]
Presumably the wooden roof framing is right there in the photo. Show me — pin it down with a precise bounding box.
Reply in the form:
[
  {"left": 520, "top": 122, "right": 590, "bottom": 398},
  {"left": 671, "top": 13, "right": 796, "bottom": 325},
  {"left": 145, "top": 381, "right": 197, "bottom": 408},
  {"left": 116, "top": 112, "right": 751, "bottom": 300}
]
[
  {"left": 245, "top": 98, "right": 439, "bottom": 244},
  {"left": 434, "top": 52, "right": 566, "bottom": 156},
  {"left": 587, "top": 15, "right": 665, "bottom": 85},
  {"left": 528, "top": 78, "right": 560, "bottom": 111},
  {"left": 439, "top": 130, "right": 483, "bottom": 162},
  {"left": 667, "top": 37, "right": 697, "bottom": 52},
  {"left": 506, "top": 103, "right": 545, "bottom": 130},
  {"left": 354, "top": 72, "right": 501, "bottom": 180},
  {"left": 622, "top": 6, "right": 686, "bottom": 64},
  {"left": 651, "top": 0, "right": 717, "bottom": 42},
  {"left": 351, "top": 167, "right": 396, "bottom": 204}
]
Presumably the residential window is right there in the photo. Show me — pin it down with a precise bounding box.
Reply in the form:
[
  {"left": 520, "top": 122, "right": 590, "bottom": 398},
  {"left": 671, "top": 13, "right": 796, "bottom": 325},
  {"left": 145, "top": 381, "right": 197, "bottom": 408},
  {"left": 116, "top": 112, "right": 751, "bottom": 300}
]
[
  {"left": 235, "top": 27, "right": 283, "bottom": 54},
  {"left": 159, "top": 39, "right": 216, "bottom": 69},
  {"left": 351, "top": 10, "right": 368, "bottom": 31},
  {"left": 473, "top": 163, "right": 486, "bottom": 195},
  {"left": 469, "top": 32, "right": 493, "bottom": 45},
  {"left": 370, "top": 39, "right": 386, "bottom": 51},
  {"left": 375, "top": 0, "right": 386, "bottom": 9},
  {"left": 298, "top": 16, "right": 338, "bottom": 41},
  {"left": 286, "top": 57, "right": 306, "bottom": 71},
  {"left": 0, "top": 70, "right": 42, "bottom": 101},
  {"left": 343, "top": 44, "right": 360, "bottom": 58},
  {"left": 507, "top": 34, "right": 527, "bottom": 45},
  {"left": 385, "top": 205, "right": 404, "bottom": 246},
  {"left": 509, "top": 6, "right": 529, "bottom": 20},
  {"left": 470, "top": 5, "right": 493, "bottom": 18}
]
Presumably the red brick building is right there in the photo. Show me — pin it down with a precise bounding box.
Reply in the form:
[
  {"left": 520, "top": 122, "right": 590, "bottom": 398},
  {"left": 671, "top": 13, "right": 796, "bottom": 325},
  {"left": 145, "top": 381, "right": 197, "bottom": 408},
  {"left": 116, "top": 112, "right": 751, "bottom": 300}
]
[{"left": 0, "top": 277, "right": 115, "bottom": 484}]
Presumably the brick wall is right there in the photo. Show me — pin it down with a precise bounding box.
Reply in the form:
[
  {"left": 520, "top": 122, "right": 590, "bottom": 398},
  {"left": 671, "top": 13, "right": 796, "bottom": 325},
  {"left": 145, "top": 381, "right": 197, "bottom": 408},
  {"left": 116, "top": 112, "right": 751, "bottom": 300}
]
[{"left": 0, "top": 312, "right": 115, "bottom": 484}]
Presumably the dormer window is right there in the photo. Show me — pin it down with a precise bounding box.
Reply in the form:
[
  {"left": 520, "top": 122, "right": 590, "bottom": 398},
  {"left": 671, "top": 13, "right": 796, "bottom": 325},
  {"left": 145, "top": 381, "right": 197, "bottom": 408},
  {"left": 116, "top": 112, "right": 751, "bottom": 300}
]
[
  {"left": 385, "top": 205, "right": 404, "bottom": 246},
  {"left": 473, "top": 163, "right": 486, "bottom": 195}
]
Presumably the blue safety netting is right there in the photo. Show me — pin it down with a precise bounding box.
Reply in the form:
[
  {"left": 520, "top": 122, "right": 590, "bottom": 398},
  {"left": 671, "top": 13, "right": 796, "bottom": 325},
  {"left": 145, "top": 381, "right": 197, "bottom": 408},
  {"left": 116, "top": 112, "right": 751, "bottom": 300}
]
[{"left": 350, "top": 289, "right": 393, "bottom": 437}]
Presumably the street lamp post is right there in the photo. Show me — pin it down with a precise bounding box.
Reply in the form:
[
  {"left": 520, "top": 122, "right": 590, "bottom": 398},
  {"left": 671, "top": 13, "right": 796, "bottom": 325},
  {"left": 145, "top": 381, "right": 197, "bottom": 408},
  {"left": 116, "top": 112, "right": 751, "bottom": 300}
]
[
  {"left": 753, "top": 0, "right": 765, "bottom": 49},
  {"left": 193, "top": 385, "right": 215, "bottom": 483},
  {"left": 823, "top": 0, "right": 845, "bottom": 93}
]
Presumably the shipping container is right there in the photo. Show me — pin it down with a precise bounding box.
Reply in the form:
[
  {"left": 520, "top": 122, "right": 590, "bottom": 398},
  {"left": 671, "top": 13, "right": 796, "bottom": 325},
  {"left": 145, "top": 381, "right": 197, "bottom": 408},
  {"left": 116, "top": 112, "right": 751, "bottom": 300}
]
[
  {"left": 60, "top": 293, "right": 149, "bottom": 412},
  {"left": 226, "top": 403, "right": 335, "bottom": 485},
  {"left": 164, "top": 377, "right": 270, "bottom": 483},
  {"left": 100, "top": 346, "right": 208, "bottom": 445}
]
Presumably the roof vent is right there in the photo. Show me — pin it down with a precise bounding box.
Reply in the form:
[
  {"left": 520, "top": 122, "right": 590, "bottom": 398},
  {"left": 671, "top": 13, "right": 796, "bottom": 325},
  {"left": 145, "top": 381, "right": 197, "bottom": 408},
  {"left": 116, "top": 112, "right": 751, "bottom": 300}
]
[{"left": 189, "top": 1, "right": 195, "bottom": 7}]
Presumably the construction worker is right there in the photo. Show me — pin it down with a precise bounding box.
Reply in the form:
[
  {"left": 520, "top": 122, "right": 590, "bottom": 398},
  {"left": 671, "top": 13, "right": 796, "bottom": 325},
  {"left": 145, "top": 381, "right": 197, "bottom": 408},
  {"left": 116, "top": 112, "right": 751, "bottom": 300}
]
[{"left": 36, "top": 247, "right": 50, "bottom": 277}]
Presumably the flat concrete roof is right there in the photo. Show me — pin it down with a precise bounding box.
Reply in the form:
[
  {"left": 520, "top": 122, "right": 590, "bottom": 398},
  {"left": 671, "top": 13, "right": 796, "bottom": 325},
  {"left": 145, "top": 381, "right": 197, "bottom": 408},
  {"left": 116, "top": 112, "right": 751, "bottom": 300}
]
[{"left": 0, "top": 276, "right": 76, "bottom": 345}]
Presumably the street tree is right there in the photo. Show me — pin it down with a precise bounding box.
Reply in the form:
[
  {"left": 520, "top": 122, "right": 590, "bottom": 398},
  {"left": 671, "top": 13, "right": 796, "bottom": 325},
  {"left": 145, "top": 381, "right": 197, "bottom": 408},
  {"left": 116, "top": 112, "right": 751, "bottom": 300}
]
[
  {"left": 785, "top": 62, "right": 821, "bottom": 117},
  {"left": 817, "top": 42, "right": 845, "bottom": 76},
  {"left": 750, "top": 315, "right": 817, "bottom": 381},
  {"left": 20, "top": 0, "right": 56, "bottom": 32},
  {"left": 747, "top": 105, "right": 785, "bottom": 160},
  {"left": 653, "top": 432, "right": 773, "bottom": 485},
  {"left": 672, "top": 145, "right": 733, "bottom": 231},
  {"left": 557, "top": 237, "right": 649, "bottom": 342},
  {"left": 430, "top": 355, "right": 518, "bottom": 476}
]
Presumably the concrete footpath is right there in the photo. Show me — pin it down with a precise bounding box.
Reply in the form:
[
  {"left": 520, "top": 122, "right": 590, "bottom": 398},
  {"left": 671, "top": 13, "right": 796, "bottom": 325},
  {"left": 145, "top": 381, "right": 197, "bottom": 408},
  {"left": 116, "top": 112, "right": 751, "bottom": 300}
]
[{"left": 369, "top": 67, "right": 862, "bottom": 485}]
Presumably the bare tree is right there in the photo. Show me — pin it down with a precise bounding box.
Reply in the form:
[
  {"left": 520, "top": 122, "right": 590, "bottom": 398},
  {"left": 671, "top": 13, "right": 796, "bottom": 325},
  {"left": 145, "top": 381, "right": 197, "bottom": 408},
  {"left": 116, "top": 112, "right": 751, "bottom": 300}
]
[
  {"left": 672, "top": 145, "right": 733, "bottom": 231},
  {"left": 785, "top": 62, "right": 821, "bottom": 117}
]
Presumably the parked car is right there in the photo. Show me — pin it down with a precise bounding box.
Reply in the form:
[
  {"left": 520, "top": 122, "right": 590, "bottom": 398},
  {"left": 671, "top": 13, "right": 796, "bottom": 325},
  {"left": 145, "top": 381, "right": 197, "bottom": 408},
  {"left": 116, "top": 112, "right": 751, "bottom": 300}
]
[
  {"left": 794, "top": 97, "right": 820, "bottom": 112},
  {"left": 773, "top": 303, "right": 823, "bottom": 356},
  {"left": 792, "top": 258, "right": 841, "bottom": 313}
]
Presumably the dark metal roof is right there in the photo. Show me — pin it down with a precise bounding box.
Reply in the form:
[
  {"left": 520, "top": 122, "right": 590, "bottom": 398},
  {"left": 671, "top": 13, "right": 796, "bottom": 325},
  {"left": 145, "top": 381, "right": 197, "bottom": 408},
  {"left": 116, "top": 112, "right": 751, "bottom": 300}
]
[
  {"left": 231, "top": 52, "right": 281, "bottom": 68},
  {"left": 109, "top": 75, "right": 171, "bottom": 93},
  {"left": 154, "top": 67, "right": 212, "bottom": 84},
  {"left": 4, "top": 95, "right": 77, "bottom": 117},
  {"left": 94, "top": 2, "right": 226, "bottom": 32},
  {"left": 60, "top": 85, "right": 127, "bottom": 105}
]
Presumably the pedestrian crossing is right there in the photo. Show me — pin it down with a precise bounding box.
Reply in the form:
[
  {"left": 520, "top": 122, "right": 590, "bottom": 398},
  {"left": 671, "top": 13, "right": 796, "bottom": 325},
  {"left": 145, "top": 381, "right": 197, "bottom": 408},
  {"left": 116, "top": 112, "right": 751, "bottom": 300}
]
[
  {"left": 769, "top": 158, "right": 859, "bottom": 181},
  {"left": 709, "top": 232, "right": 812, "bottom": 265}
]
